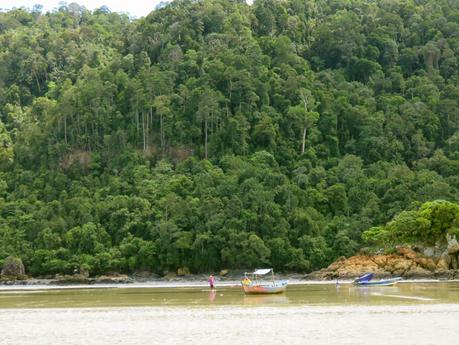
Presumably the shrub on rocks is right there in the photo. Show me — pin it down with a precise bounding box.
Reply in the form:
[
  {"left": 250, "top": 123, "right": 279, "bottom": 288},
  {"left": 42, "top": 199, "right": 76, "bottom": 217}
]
[{"left": 1, "top": 256, "right": 26, "bottom": 278}]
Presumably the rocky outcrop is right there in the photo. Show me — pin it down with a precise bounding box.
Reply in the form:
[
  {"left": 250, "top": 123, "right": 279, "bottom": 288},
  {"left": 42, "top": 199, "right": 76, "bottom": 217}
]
[
  {"left": 447, "top": 234, "right": 459, "bottom": 254},
  {"left": 437, "top": 252, "right": 450, "bottom": 271},
  {"left": 1, "top": 256, "right": 26, "bottom": 278},
  {"left": 308, "top": 246, "right": 459, "bottom": 280},
  {"left": 403, "top": 266, "right": 432, "bottom": 278},
  {"left": 94, "top": 274, "right": 131, "bottom": 284},
  {"left": 308, "top": 233, "right": 459, "bottom": 280},
  {"left": 50, "top": 273, "right": 133, "bottom": 285},
  {"left": 412, "top": 256, "right": 437, "bottom": 271},
  {"left": 177, "top": 267, "right": 191, "bottom": 276},
  {"left": 164, "top": 272, "right": 178, "bottom": 280}
]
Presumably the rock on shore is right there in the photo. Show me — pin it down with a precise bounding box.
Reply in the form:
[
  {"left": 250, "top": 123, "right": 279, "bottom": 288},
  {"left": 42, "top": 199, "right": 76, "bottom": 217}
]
[
  {"left": 1, "top": 256, "right": 26, "bottom": 278},
  {"left": 307, "top": 246, "right": 459, "bottom": 280},
  {"left": 49, "top": 274, "right": 133, "bottom": 285}
]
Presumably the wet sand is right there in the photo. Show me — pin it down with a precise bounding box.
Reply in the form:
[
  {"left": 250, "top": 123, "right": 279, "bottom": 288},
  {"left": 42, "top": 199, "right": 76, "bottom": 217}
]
[{"left": 1, "top": 304, "right": 458, "bottom": 345}]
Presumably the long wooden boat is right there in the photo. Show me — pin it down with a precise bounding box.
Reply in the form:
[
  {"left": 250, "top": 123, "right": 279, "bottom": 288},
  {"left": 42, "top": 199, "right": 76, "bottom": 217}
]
[
  {"left": 353, "top": 273, "right": 402, "bottom": 286},
  {"left": 241, "top": 268, "right": 288, "bottom": 294},
  {"left": 242, "top": 281, "right": 288, "bottom": 294}
]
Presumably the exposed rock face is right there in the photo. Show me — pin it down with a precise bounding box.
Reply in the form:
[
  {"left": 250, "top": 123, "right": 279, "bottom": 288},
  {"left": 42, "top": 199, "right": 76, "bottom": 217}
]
[
  {"left": 94, "top": 274, "right": 131, "bottom": 284},
  {"left": 422, "top": 246, "right": 443, "bottom": 259},
  {"left": 331, "top": 255, "right": 384, "bottom": 278},
  {"left": 309, "top": 246, "right": 458, "bottom": 280},
  {"left": 164, "top": 272, "right": 177, "bottom": 280},
  {"left": 423, "top": 247, "right": 435, "bottom": 258},
  {"left": 437, "top": 251, "right": 452, "bottom": 271},
  {"left": 404, "top": 266, "right": 433, "bottom": 278},
  {"left": 413, "top": 257, "right": 437, "bottom": 271},
  {"left": 397, "top": 247, "right": 417, "bottom": 260},
  {"left": 50, "top": 274, "right": 133, "bottom": 285},
  {"left": 177, "top": 267, "right": 190, "bottom": 276},
  {"left": 447, "top": 234, "right": 459, "bottom": 254},
  {"left": 311, "top": 233, "right": 459, "bottom": 280},
  {"left": 52, "top": 273, "right": 90, "bottom": 284},
  {"left": 386, "top": 257, "right": 413, "bottom": 275}
]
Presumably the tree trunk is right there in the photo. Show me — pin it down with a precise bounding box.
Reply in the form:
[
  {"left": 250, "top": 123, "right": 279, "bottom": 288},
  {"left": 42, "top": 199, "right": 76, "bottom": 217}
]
[
  {"left": 160, "top": 112, "right": 164, "bottom": 151},
  {"left": 228, "top": 80, "right": 232, "bottom": 104},
  {"left": 33, "top": 70, "right": 41, "bottom": 93},
  {"left": 211, "top": 111, "right": 214, "bottom": 134},
  {"left": 301, "top": 94, "right": 309, "bottom": 155},
  {"left": 64, "top": 115, "right": 67, "bottom": 144},
  {"left": 142, "top": 112, "right": 146, "bottom": 151},
  {"left": 205, "top": 117, "right": 208, "bottom": 159},
  {"left": 301, "top": 125, "right": 307, "bottom": 155},
  {"left": 149, "top": 106, "right": 153, "bottom": 150},
  {"left": 145, "top": 108, "right": 149, "bottom": 151},
  {"left": 150, "top": 107, "right": 153, "bottom": 129}
]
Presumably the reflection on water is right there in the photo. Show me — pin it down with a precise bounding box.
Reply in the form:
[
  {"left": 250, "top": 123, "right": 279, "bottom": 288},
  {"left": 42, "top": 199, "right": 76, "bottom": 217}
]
[
  {"left": 2, "top": 282, "right": 459, "bottom": 308},
  {"left": 243, "top": 294, "right": 289, "bottom": 305},
  {"left": 208, "top": 290, "right": 216, "bottom": 302}
]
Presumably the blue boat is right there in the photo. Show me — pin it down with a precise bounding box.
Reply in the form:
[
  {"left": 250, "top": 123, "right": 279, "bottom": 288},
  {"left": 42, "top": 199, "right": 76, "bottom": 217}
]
[{"left": 353, "top": 273, "right": 402, "bottom": 286}]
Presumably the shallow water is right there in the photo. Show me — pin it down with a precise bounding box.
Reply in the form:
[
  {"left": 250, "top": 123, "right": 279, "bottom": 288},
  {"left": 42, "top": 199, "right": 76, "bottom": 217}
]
[{"left": 1, "top": 282, "right": 458, "bottom": 344}]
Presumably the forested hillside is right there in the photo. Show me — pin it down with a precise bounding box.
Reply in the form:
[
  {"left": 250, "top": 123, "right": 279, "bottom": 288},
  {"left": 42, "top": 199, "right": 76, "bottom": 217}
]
[{"left": 0, "top": 0, "right": 458, "bottom": 276}]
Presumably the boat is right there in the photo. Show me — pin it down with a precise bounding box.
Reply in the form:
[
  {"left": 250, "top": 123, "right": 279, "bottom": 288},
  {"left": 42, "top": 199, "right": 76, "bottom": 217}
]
[
  {"left": 353, "top": 273, "right": 402, "bottom": 286},
  {"left": 241, "top": 268, "right": 288, "bottom": 294}
]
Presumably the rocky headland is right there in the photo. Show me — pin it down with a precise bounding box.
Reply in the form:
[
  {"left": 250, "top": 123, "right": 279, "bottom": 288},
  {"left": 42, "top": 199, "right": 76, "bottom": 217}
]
[{"left": 307, "top": 236, "right": 459, "bottom": 280}]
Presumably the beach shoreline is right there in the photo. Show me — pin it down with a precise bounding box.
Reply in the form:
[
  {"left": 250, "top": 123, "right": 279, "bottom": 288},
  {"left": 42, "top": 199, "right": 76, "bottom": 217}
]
[{"left": 0, "top": 274, "right": 456, "bottom": 290}]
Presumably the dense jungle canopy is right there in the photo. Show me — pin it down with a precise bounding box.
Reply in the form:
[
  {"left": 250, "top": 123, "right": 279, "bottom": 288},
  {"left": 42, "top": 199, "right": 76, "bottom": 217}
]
[{"left": 0, "top": 0, "right": 458, "bottom": 276}]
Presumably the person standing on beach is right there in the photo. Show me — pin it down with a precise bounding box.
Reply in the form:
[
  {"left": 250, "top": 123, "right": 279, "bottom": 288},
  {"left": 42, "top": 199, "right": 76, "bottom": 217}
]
[{"left": 208, "top": 274, "right": 215, "bottom": 290}]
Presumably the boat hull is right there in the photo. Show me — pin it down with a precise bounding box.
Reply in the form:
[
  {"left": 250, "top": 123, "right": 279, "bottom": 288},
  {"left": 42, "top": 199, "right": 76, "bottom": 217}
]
[
  {"left": 354, "top": 277, "right": 402, "bottom": 286},
  {"left": 242, "top": 281, "right": 288, "bottom": 294}
]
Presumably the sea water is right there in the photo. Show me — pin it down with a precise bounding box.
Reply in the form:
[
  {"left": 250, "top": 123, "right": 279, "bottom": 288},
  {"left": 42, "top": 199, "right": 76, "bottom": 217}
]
[{"left": 0, "top": 282, "right": 458, "bottom": 344}]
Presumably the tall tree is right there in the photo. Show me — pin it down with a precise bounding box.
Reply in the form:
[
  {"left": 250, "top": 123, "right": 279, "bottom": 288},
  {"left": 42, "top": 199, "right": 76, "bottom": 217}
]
[{"left": 288, "top": 89, "right": 320, "bottom": 154}]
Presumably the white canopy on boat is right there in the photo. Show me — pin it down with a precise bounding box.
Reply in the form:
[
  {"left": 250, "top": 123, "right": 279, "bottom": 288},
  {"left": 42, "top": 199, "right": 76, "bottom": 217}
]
[{"left": 252, "top": 268, "right": 272, "bottom": 275}]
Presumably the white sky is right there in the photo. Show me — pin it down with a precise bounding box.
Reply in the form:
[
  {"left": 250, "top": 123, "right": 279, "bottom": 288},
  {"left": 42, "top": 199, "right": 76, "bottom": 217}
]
[{"left": 0, "top": 1, "right": 166, "bottom": 18}]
